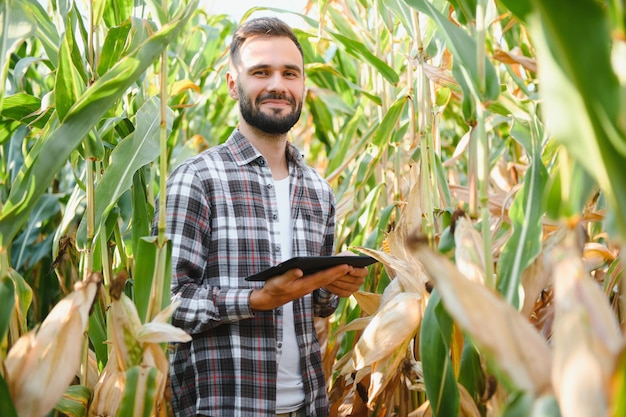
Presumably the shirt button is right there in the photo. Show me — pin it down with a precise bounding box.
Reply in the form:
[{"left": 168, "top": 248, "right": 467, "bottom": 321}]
[
  {"left": 267, "top": 184, "right": 273, "bottom": 190},
  {"left": 259, "top": 159, "right": 266, "bottom": 166},
  {"left": 276, "top": 308, "right": 282, "bottom": 315},
  {"left": 278, "top": 342, "right": 283, "bottom": 348},
  {"left": 272, "top": 213, "right": 278, "bottom": 220}
]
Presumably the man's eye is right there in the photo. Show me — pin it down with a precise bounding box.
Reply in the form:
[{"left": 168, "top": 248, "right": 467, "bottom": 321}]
[{"left": 253, "top": 70, "right": 268, "bottom": 76}]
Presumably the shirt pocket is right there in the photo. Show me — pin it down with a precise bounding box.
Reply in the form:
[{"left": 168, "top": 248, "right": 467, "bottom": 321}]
[{"left": 292, "top": 203, "right": 329, "bottom": 256}]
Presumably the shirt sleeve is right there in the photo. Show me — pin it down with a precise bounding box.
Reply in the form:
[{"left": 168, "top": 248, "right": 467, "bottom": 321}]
[{"left": 159, "top": 163, "right": 255, "bottom": 335}]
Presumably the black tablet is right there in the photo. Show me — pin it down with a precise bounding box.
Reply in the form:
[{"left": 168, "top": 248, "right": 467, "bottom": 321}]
[{"left": 245, "top": 255, "right": 378, "bottom": 281}]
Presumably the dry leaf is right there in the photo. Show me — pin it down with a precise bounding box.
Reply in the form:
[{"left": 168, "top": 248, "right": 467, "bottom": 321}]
[{"left": 408, "top": 238, "right": 552, "bottom": 395}]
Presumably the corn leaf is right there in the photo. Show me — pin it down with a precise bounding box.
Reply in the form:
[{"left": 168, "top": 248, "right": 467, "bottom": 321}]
[
  {"left": 0, "top": 274, "right": 15, "bottom": 342},
  {"left": 411, "top": 240, "right": 553, "bottom": 394},
  {"left": 88, "top": 297, "right": 109, "bottom": 365},
  {"left": 5, "top": 268, "right": 32, "bottom": 334},
  {"left": 0, "top": 93, "right": 51, "bottom": 128},
  {"left": 76, "top": 97, "right": 172, "bottom": 249},
  {"left": 420, "top": 291, "right": 460, "bottom": 417},
  {"left": 133, "top": 237, "right": 171, "bottom": 323},
  {"left": 0, "top": 1, "right": 197, "bottom": 246},
  {"left": 97, "top": 19, "right": 133, "bottom": 77},
  {"left": 522, "top": 0, "right": 626, "bottom": 238},
  {"left": 130, "top": 168, "right": 153, "bottom": 255},
  {"left": 497, "top": 120, "right": 547, "bottom": 307},
  {"left": 116, "top": 366, "right": 159, "bottom": 417},
  {"left": 55, "top": 16, "right": 86, "bottom": 121},
  {"left": 0, "top": 374, "right": 18, "bottom": 417},
  {"left": 102, "top": 0, "right": 134, "bottom": 29},
  {"left": 54, "top": 385, "right": 90, "bottom": 417},
  {"left": 404, "top": 0, "right": 500, "bottom": 114},
  {"left": 0, "top": 0, "right": 35, "bottom": 107},
  {"left": 21, "top": 0, "right": 60, "bottom": 66}
]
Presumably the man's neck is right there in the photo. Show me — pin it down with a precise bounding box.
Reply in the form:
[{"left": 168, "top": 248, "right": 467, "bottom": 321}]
[{"left": 239, "top": 123, "right": 289, "bottom": 179}]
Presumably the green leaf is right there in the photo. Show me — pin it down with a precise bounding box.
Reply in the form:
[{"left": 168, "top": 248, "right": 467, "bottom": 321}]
[
  {"left": 116, "top": 366, "right": 159, "bottom": 417},
  {"left": 526, "top": 0, "right": 626, "bottom": 238},
  {"left": 76, "top": 97, "right": 172, "bottom": 249},
  {"left": 12, "top": 194, "right": 61, "bottom": 269},
  {"left": 448, "top": 0, "right": 477, "bottom": 25},
  {"left": 55, "top": 15, "right": 87, "bottom": 121},
  {"left": 0, "top": 274, "right": 15, "bottom": 342},
  {"left": 544, "top": 156, "right": 596, "bottom": 220},
  {"left": 97, "top": 20, "right": 133, "bottom": 77},
  {"left": 458, "top": 341, "right": 485, "bottom": 405},
  {"left": 305, "top": 90, "right": 334, "bottom": 148},
  {"left": 327, "top": 32, "right": 400, "bottom": 85},
  {"left": 381, "top": 0, "right": 416, "bottom": 38},
  {"left": 88, "top": 297, "right": 108, "bottom": 365},
  {"left": 372, "top": 96, "right": 408, "bottom": 147},
  {"left": 498, "top": 0, "right": 532, "bottom": 23},
  {"left": 134, "top": 236, "right": 171, "bottom": 322},
  {"left": 21, "top": 0, "right": 60, "bottom": 66},
  {"left": 404, "top": 0, "right": 500, "bottom": 106},
  {"left": 54, "top": 385, "right": 90, "bottom": 417},
  {"left": 130, "top": 168, "right": 153, "bottom": 257},
  {"left": 0, "top": 93, "right": 51, "bottom": 128},
  {"left": 497, "top": 120, "right": 548, "bottom": 307},
  {"left": 0, "top": 374, "right": 18, "bottom": 417},
  {"left": 5, "top": 268, "right": 32, "bottom": 334},
  {"left": 326, "top": 106, "right": 366, "bottom": 174},
  {"left": 102, "top": 0, "right": 134, "bottom": 28},
  {"left": 0, "top": 1, "right": 197, "bottom": 246},
  {"left": 420, "top": 291, "right": 460, "bottom": 417},
  {"left": 0, "top": 0, "right": 36, "bottom": 106}
]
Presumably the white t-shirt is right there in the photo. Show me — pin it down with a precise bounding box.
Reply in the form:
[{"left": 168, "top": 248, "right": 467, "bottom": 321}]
[{"left": 273, "top": 176, "right": 305, "bottom": 412}]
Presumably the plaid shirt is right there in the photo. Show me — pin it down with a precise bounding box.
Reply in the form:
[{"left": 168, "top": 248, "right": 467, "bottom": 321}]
[{"left": 159, "top": 130, "right": 338, "bottom": 417}]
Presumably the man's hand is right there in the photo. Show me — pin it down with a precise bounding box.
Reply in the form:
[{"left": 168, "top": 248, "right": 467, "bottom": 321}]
[
  {"left": 249, "top": 264, "right": 355, "bottom": 311},
  {"left": 322, "top": 266, "right": 368, "bottom": 297},
  {"left": 322, "top": 250, "right": 368, "bottom": 297}
]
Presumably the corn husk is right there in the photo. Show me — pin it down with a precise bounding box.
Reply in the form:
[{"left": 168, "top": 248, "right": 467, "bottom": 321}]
[
  {"left": 453, "top": 215, "right": 486, "bottom": 285},
  {"left": 89, "top": 287, "right": 190, "bottom": 417},
  {"left": 88, "top": 349, "right": 125, "bottom": 417},
  {"left": 550, "top": 227, "right": 624, "bottom": 417},
  {"left": 408, "top": 238, "right": 553, "bottom": 395},
  {"left": 4, "top": 274, "right": 100, "bottom": 417},
  {"left": 353, "top": 292, "right": 422, "bottom": 370}
]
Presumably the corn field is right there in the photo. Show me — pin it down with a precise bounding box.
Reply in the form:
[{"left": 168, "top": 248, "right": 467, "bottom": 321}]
[{"left": 1, "top": 0, "right": 625, "bottom": 416}]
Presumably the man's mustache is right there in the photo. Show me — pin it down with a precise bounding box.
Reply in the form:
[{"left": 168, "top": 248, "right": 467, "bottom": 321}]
[{"left": 256, "top": 93, "right": 295, "bottom": 106}]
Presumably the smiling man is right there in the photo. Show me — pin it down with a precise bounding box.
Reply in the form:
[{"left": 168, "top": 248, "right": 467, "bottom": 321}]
[{"left": 158, "top": 17, "right": 368, "bottom": 417}]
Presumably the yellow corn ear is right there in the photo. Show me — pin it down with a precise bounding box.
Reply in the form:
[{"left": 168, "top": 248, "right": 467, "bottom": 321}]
[
  {"left": 88, "top": 352, "right": 125, "bottom": 417},
  {"left": 353, "top": 292, "right": 422, "bottom": 370},
  {"left": 4, "top": 274, "right": 100, "bottom": 417}
]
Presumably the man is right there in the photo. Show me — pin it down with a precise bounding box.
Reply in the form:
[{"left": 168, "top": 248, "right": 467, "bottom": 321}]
[{"left": 159, "top": 17, "right": 368, "bottom": 417}]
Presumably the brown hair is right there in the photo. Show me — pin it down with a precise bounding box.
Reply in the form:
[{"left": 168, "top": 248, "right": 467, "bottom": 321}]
[{"left": 229, "top": 17, "right": 304, "bottom": 66}]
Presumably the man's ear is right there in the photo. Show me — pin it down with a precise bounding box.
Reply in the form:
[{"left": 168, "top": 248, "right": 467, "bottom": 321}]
[{"left": 226, "top": 71, "right": 239, "bottom": 100}]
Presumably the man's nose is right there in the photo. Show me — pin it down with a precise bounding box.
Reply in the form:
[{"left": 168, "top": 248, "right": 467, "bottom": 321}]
[{"left": 267, "top": 72, "right": 286, "bottom": 93}]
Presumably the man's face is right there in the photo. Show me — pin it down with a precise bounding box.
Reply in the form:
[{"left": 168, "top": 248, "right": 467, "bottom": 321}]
[{"left": 228, "top": 36, "right": 305, "bottom": 135}]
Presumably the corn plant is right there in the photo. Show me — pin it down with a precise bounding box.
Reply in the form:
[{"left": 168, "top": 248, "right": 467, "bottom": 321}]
[
  {"left": 1, "top": 0, "right": 625, "bottom": 416},
  {"left": 311, "top": 0, "right": 626, "bottom": 416}
]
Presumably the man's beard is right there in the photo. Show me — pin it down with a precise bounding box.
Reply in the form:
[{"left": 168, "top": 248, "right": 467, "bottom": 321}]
[{"left": 238, "top": 83, "right": 302, "bottom": 135}]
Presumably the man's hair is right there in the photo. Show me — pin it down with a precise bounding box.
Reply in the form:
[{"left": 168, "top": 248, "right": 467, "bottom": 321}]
[{"left": 229, "top": 17, "right": 304, "bottom": 66}]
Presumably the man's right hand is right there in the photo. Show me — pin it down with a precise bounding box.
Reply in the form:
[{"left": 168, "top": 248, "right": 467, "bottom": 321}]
[{"left": 249, "top": 264, "right": 354, "bottom": 311}]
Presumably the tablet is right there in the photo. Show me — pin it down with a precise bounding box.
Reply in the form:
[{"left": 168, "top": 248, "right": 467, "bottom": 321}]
[{"left": 245, "top": 255, "right": 378, "bottom": 281}]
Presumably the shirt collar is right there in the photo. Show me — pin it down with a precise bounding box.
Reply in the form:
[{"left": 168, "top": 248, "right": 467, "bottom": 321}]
[{"left": 225, "top": 129, "right": 305, "bottom": 169}]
